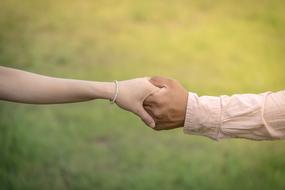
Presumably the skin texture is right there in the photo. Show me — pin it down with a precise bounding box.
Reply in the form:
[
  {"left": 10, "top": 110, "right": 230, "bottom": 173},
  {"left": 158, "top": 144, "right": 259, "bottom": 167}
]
[
  {"left": 0, "top": 66, "right": 159, "bottom": 127},
  {"left": 116, "top": 78, "right": 160, "bottom": 127},
  {"left": 143, "top": 76, "right": 189, "bottom": 130}
]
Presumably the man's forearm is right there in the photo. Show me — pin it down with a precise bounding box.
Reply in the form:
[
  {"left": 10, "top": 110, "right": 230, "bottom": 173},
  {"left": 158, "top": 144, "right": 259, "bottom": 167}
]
[
  {"left": 0, "top": 66, "right": 114, "bottom": 104},
  {"left": 184, "top": 90, "right": 285, "bottom": 140}
]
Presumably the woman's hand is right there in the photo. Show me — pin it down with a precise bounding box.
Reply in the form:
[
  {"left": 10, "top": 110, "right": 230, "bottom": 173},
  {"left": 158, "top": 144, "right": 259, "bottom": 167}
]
[
  {"left": 115, "top": 78, "right": 160, "bottom": 128},
  {"left": 0, "top": 66, "right": 160, "bottom": 127}
]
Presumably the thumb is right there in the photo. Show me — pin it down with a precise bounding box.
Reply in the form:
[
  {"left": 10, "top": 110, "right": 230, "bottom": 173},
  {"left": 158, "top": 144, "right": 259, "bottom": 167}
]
[{"left": 137, "top": 107, "right": 156, "bottom": 128}]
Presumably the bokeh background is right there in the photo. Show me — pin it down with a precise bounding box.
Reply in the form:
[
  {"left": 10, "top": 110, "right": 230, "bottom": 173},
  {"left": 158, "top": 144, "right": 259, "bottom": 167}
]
[{"left": 0, "top": 0, "right": 285, "bottom": 189}]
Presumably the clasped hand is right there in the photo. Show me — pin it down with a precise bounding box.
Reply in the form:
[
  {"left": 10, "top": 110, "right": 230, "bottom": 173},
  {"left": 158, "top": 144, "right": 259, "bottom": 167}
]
[
  {"left": 0, "top": 66, "right": 188, "bottom": 130},
  {"left": 115, "top": 77, "right": 188, "bottom": 130}
]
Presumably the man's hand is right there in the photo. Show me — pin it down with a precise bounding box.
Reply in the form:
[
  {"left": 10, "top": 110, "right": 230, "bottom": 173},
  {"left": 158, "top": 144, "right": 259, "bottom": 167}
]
[{"left": 143, "top": 76, "right": 188, "bottom": 130}]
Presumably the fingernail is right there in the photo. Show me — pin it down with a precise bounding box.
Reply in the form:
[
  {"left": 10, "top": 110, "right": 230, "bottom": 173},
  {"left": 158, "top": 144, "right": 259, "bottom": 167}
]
[{"left": 150, "top": 122, "right": 155, "bottom": 128}]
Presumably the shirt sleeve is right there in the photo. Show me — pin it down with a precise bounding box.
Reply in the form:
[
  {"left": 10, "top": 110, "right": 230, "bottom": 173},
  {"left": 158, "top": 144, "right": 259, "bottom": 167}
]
[{"left": 183, "top": 90, "right": 285, "bottom": 141}]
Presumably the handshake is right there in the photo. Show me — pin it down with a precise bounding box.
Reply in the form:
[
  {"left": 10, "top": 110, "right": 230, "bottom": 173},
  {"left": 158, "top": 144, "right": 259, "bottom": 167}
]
[
  {"left": 1, "top": 66, "right": 283, "bottom": 140},
  {"left": 0, "top": 66, "right": 188, "bottom": 131},
  {"left": 113, "top": 77, "right": 188, "bottom": 130}
]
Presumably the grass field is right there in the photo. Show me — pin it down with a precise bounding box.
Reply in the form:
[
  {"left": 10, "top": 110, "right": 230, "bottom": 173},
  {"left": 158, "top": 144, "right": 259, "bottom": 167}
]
[{"left": 0, "top": 0, "right": 285, "bottom": 189}]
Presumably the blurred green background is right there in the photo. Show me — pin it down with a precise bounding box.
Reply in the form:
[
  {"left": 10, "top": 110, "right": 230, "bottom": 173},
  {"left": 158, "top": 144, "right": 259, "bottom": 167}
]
[{"left": 0, "top": 0, "right": 285, "bottom": 189}]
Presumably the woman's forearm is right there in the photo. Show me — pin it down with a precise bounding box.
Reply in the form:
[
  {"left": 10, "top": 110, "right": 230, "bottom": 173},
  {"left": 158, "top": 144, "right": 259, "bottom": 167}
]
[{"left": 0, "top": 66, "right": 115, "bottom": 104}]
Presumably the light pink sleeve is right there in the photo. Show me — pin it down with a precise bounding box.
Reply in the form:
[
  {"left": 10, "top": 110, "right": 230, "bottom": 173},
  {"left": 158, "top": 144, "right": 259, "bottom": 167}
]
[{"left": 183, "top": 90, "right": 285, "bottom": 140}]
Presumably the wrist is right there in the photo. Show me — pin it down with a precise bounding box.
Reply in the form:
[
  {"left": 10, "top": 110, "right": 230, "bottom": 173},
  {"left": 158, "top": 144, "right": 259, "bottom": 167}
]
[{"left": 90, "top": 81, "right": 115, "bottom": 100}]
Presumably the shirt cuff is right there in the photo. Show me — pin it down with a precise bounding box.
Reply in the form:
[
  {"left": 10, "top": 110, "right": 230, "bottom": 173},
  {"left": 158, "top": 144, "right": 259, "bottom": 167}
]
[{"left": 183, "top": 92, "right": 222, "bottom": 140}]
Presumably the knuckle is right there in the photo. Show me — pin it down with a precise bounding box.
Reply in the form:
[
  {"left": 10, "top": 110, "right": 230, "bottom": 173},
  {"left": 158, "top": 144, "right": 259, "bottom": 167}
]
[
  {"left": 153, "top": 126, "right": 163, "bottom": 131},
  {"left": 150, "top": 76, "right": 162, "bottom": 83},
  {"left": 168, "top": 78, "right": 177, "bottom": 86},
  {"left": 151, "top": 76, "right": 160, "bottom": 80},
  {"left": 153, "top": 110, "right": 163, "bottom": 119}
]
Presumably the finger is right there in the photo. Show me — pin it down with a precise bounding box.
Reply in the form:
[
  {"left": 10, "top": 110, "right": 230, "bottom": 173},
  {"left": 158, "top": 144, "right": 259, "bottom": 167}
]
[
  {"left": 149, "top": 76, "right": 171, "bottom": 88},
  {"left": 143, "top": 105, "right": 152, "bottom": 111},
  {"left": 143, "top": 100, "right": 152, "bottom": 106},
  {"left": 143, "top": 106, "right": 156, "bottom": 119},
  {"left": 142, "top": 79, "right": 161, "bottom": 102},
  {"left": 143, "top": 106, "right": 163, "bottom": 120},
  {"left": 144, "top": 87, "right": 166, "bottom": 105},
  {"left": 143, "top": 94, "right": 158, "bottom": 106},
  {"left": 137, "top": 107, "right": 156, "bottom": 128},
  {"left": 153, "top": 123, "right": 174, "bottom": 131}
]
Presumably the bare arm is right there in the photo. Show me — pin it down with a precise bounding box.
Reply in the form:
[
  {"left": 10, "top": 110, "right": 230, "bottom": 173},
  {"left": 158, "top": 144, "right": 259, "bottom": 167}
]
[
  {"left": 0, "top": 66, "right": 160, "bottom": 127},
  {"left": 0, "top": 66, "right": 114, "bottom": 104}
]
